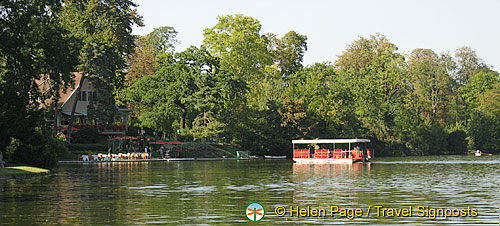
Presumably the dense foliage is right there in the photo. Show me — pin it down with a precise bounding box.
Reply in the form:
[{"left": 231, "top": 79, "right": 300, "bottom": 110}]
[
  {"left": 1, "top": 4, "right": 499, "bottom": 166},
  {"left": 71, "top": 127, "right": 103, "bottom": 144},
  {"left": 0, "top": 0, "right": 78, "bottom": 168},
  {"left": 0, "top": 0, "right": 141, "bottom": 167},
  {"left": 123, "top": 16, "right": 500, "bottom": 156},
  {"left": 61, "top": 0, "right": 143, "bottom": 133}
]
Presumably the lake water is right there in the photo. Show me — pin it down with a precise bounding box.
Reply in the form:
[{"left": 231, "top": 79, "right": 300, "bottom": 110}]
[{"left": 0, "top": 155, "right": 499, "bottom": 225}]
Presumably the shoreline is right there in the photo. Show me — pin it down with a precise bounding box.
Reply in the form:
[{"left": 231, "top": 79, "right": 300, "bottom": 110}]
[{"left": 58, "top": 157, "right": 251, "bottom": 163}]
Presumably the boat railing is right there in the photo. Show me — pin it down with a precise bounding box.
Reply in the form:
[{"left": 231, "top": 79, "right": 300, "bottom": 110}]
[
  {"left": 293, "top": 148, "right": 374, "bottom": 159},
  {"left": 293, "top": 149, "right": 310, "bottom": 158},
  {"left": 315, "top": 149, "right": 329, "bottom": 159}
]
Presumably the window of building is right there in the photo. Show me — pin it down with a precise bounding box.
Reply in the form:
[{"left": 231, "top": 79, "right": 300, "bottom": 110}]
[
  {"left": 81, "top": 91, "right": 87, "bottom": 102},
  {"left": 77, "top": 91, "right": 92, "bottom": 102}
]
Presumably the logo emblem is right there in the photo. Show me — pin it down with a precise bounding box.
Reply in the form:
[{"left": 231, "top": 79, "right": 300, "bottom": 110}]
[{"left": 246, "top": 202, "right": 265, "bottom": 222}]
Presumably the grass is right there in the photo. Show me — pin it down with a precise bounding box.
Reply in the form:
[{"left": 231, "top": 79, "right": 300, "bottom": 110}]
[
  {"left": 0, "top": 166, "right": 50, "bottom": 177},
  {"left": 211, "top": 143, "right": 239, "bottom": 157}
]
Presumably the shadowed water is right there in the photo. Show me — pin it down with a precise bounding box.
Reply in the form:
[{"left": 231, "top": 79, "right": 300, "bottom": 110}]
[{"left": 0, "top": 155, "right": 498, "bottom": 225}]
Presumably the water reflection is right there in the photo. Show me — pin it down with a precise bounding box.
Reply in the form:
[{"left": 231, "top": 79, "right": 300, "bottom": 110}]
[
  {"left": 293, "top": 163, "right": 370, "bottom": 181},
  {"left": 0, "top": 156, "right": 498, "bottom": 225}
]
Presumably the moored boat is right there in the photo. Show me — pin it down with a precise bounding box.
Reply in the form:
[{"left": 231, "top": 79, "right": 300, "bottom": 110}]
[
  {"left": 292, "top": 139, "right": 373, "bottom": 164},
  {"left": 264, "top": 155, "right": 287, "bottom": 159}
]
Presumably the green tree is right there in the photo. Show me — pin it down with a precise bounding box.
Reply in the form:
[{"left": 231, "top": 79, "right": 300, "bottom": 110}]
[
  {"left": 61, "top": 0, "right": 143, "bottom": 136},
  {"left": 124, "top": 26, "right": 178, "bottom": 84},
  {"left": 468, "top": 82, "right": 500, "bottom": 153},
  {"left": 460, "top": 69, "right": 499, "bottom": 111},
  {"left": 454, "top": 46, "right": 487, "bottom": 86},
  {"left": 203, "top": 14, "right": 272, "bottom": 83},
  {"left": 188, "top": 51, "right": 228, "bottom": 141},
  {"left": 123, "top": 74, "right": 178, "bottom": 136},
  {"left": 451, "top": 68, "right": 499, "bottom": 130},
  {"left": 447, "top": 129, "right": 467, "bottom": 154},
  {"left": 245, "top": 65, "right": 285, "bottom": 110},
  {"left": 154, "top": 47, "right": 207, "bottom": 131},
  {"left": 335, "top": 34, "right": 408, "bottom": 155},
  {"left": 124, "top": 46, "right": 244, "bottom": 139},
  {"left": 478, "top": 82, "right": 500, "bottom": 120},
  {"left": 282, "top": 63, "right": 361, "bottom": 138},
  {"left": 145, "top": 26, "right": 179, "bottom": 54},
  {"left": 0, "top": 0, "right": 78, "bottom": 167},
  {"left": 87, "top": 88, "right": 119, "bottom": 126},
  {"left": 469, "top": 111, "right": 500, "bottom": 153},
  {"left": 407, "top": 49, "right": 454, "bottom": 126},
  {"left": 267, "top": 31, "right": 308, "bottom": 77},
  {"left": 124, "top": 36, "right": 156, "bottom": 84}
]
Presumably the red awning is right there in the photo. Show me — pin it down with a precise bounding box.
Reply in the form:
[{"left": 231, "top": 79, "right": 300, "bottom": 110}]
[
  {"left": 166, "top": 141, "right": 185, "bottom": 144},
  {"left": 112, "top": 136, "right": 138, "bottom": 140},
  {"left": 150, "top": 140, "right": 168, "bottom": 144}
]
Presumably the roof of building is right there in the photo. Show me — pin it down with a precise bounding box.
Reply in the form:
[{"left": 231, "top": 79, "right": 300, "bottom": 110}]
[{"left": 36, "top": 72, "right": 84, "bottom": 108}]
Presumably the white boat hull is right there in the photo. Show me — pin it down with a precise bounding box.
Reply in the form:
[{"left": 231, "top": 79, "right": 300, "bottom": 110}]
[{"left": 264, "top": 155, "right": 287, "bottom": 159}]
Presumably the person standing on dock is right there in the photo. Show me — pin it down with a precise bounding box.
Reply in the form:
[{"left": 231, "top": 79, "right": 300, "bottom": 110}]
[
  {"left": 159, "top": 147, "right": 164, "bottom": 159},
  {"left": 0, "top": 151, "right": 4, "bottom": 168}
]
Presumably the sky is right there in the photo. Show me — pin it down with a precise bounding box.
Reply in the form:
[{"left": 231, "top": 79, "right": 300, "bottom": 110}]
[{"left": 132, "top": 0, "right": 500, "bottom": 70}]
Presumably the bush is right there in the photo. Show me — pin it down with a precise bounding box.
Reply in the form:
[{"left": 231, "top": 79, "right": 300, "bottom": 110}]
[
  {"left": 469, "top": 111, "right": 500, "bottom": 153},
  {"left": 168, "top": 142, "right": 237, "bottom": 158},
  {"left": 447, "top": 129, "right": 467, "bottom": 154},
  {"left": 406, "top": 123, "right": 448, "bottom": 155},
  {"left": 5, "top": 128, "right": 67, "bottom": 169},
  {"left": 71, "top": 127, "right": 102, "bottom": 144}
]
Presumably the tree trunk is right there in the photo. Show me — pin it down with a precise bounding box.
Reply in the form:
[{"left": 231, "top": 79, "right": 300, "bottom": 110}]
[
  {"left": 0, "top": 150, "right": 4, "bottom": 168},
  {"left": 180, "top": 107, "right": 186, "bottom": 130},
  {"left": 54, "top": 107, "right": 58, "bottom": 127},
  {"left": 66, "top": 75, "right": 87, "bottom": 140},
  {"left": 203, "top": 109, "right": 207, "bottom": 126},
  {"left": 173, "top": 99, "right": 187, "bottom": 131}
]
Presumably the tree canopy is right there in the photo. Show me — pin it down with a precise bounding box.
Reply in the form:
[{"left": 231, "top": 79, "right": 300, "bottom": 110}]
[
  {"left": 2, "top": 8, "right": 500, "bottom": 168},
  {"left": 61, "top": 0, "right": 143, "bottom": 131},
  {"left": 0, "top": 0, "right": 79, "bottom": 167},
  {"left": 121, "top": 15, "right": 500, "bottom": 156}
]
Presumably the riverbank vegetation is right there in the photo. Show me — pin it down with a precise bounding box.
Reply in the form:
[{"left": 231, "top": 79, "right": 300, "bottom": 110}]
[
  {"left": 1, "top": 1, "right": 499, "bottom": 168},
  {"left": 0, "top": 0, "right": 142, "bottom": 168},
  {"left": 123, "top": 15, "right": 500, "bottom": 157}
]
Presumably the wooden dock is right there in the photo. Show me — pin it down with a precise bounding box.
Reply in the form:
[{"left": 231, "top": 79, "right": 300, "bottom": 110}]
[{"left": 58, "top": 157, "right": 249, "bottom": 163}]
